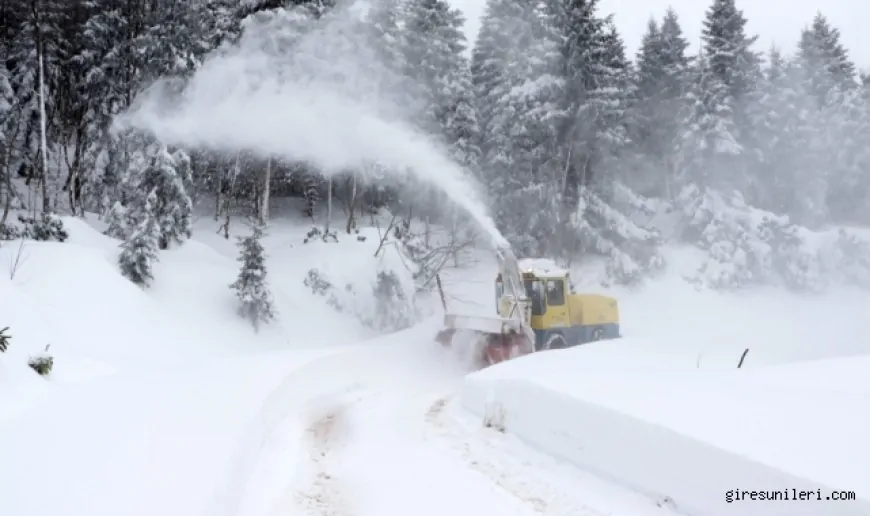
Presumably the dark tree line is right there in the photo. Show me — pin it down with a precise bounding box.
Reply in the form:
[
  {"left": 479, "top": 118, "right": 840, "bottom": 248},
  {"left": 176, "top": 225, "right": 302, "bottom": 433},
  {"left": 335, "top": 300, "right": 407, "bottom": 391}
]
[{"left": 1, "top": 0, "right": 869, "bottom": 290}]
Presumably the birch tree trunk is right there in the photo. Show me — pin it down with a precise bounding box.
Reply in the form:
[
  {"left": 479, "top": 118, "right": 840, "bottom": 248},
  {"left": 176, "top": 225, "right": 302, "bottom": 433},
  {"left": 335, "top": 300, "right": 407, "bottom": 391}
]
[
  {"left": 325, "top": 177, "right": 332, "bottom": 233},
  {"left": 260, "top": 157, "right": 271, "bottom": 224},
  {"left": 35, "top": 0, "right": 50, "bottom": 214}
]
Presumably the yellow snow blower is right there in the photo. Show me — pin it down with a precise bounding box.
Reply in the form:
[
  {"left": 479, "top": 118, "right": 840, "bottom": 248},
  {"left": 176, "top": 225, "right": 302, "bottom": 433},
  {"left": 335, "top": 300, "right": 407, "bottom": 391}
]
[{"left": 435, "top": 247, "right": 620, "bottom": 368}]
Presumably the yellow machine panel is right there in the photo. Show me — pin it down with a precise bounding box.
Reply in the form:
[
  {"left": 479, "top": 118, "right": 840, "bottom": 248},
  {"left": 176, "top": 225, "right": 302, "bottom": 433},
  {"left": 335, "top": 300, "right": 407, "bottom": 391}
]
[
  {"left": 529, "top": 314, "right": 547, "bottom": 330},
  {"left": 568, "top": 294, "right": 619, "bottom": 326}
]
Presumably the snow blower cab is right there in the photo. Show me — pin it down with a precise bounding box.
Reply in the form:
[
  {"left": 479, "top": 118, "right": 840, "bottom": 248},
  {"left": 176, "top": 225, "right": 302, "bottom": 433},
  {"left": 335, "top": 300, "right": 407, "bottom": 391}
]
[
  {"left": 435, "top": 249, "right": 620, "bottom": 369},
  {"left": 504, "top": 259, "right": 621, "bottom": 351},
  {"left": 435, "top": 247, "right": 537, "bottom": 367}
]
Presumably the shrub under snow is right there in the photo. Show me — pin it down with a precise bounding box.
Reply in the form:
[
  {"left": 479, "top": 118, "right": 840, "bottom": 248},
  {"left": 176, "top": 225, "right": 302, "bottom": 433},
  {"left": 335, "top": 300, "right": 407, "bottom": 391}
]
[
  {"left": 573, "top": 183, "right": 666, "bottom": 285},
  {"left": 230, "top": 224, "right": 276, "bottom": 333},
  {"left": 0, "top": 213, "right": 68, "bottom": 242},
  {"left": 675, "top": 185, "right": 870, "bottom": 292},
  {"left": 302, "top": 226, "right": 418, "bottom": 334}
]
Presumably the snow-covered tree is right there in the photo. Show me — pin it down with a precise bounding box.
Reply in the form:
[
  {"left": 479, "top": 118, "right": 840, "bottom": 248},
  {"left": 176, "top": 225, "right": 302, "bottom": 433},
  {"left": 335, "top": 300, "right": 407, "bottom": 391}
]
[
  {"left": 631, "top": 8, "right": 691, "bottom": 198},
  {"left": 675, "top": 52, "right": 741, "bottom": 194},
  {"left": 113, "top": 140, "right": 193, "bottom": 248},
  {"left": 230, "top": 224, "right": 276, "bottom": 332},
  {"left": 701, "top": 0, "right": 761, "bottom": 106},
  {"left": 402, "top": 0, "right": 481, "bottom": 166},
  {"left": 797, "top": 13, "right": 857, "bottom": 107},
  {"left": 471, "top": 0, "right": 562, "bottom": 255},
  {"left": 119, "top": 189, "right": 161, "bottom": 287},
  {"left": 698, "top": 0, "right": 760, "bottom": 195},
  {"left": 362, "top": 0, "right": 416, "bottom": 117},
  {"left": 795, "top": 13, "right": 867, "bottom": 224},
  {"left": 0, "top": 60, "right": 14, "bottom": 198}
]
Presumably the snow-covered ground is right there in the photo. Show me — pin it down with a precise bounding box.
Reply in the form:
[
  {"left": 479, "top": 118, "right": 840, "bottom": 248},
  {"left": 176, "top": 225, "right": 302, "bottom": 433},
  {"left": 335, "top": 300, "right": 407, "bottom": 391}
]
[
  {"left": 462, "top": 350, "right": 870, "bottom": 516},
  {"left": 1, "top": 206, "right": 868, "bottom": 516}
]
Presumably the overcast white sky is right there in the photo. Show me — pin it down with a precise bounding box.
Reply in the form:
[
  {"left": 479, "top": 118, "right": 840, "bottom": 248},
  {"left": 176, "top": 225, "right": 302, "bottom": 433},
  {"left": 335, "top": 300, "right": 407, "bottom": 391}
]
[{"left": 450, "top": 0, "right": 868, "bottom": 70}]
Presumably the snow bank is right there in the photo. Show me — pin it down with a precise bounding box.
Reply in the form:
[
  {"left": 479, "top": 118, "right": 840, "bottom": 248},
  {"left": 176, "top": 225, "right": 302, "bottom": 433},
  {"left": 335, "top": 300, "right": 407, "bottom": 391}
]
[
  {"left": 0, "top": 234, "right": 204, "bottom": 390},
  {"left": 461, "top": 348, "right": 870, "bottom": 516},
  {"left": 0, "top": 214, "right": 302, "bottom": 394},
  {"left": 0, "top": 215, "right": 364, "bottom": 516},
  {"left": 0, "top": 350, "right": 333, "bottom": 516}
]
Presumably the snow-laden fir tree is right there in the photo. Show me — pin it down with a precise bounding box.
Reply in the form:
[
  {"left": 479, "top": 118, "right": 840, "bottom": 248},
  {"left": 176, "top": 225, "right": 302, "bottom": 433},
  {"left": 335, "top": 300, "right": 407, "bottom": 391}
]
[
  {"left": 568, "top": 18, "right": 665, "bottom": 282},
  {"left": 675, "top": 52, "right": 741, "bottom": 193},
  {"left": 472, "top": 0, "right": 562, "bottom": 255},
  {"left": 796, "top": 14, "right": 868, "bottom": 224},
  {"left": 230, "top": 224, "right": 275, "bottom": 333},
  {"left": 751, "top": 47, "right": 820, "bottom": 219},
  {"left": 798, "top": 13, "right": 857, "bottom": 108},
  {"left": 399, "top": 0, "right": 482, "bottom": 220},
  {"left": 471, "top": 0, "right": 544, "bottom": 161},
  {"left": 701, "top": 0, "right": 761, "bottom": 106},
  {"left": 402, "top": 0, "right": 482, "bottom": 163},
  {"left": 142, "top": 144, "right": 193, "bottom": 248},
  {"left": 114, "top": 140, "right": 193, "bottom": 248},
  {"left": 698, "top": 0, "right": 761, "bottom": 195},
  {"left": 362, "top": 0, "right": 417, "bottom": 118},
  {"left": 631, "top": 8, "right": 691, "bottom": 198},
  {"left": 119, "top": 190, "right": 161, "bottom": 287}
]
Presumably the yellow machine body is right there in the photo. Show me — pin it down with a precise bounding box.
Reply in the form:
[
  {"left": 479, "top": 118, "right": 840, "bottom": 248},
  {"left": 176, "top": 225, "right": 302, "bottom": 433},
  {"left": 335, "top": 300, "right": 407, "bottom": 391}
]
[{"left": 496, "top": 263, "right": 620, "bottom": 351}]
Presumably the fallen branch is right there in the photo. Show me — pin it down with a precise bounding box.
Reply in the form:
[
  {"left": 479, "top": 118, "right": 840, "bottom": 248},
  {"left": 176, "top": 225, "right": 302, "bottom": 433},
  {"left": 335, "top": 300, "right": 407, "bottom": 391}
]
[
  {"left": 373, "top": 213, "right": 398, "bottom": 257},
  {"left": 737, "top": 348, "right": 750, "bottom": 368}
]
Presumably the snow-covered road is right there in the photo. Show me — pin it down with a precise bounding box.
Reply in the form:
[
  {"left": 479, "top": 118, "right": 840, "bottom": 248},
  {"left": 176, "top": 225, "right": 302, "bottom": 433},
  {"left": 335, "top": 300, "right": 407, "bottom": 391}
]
[{"left": 234, "top": 331, "right": 678, "bottom": 516}]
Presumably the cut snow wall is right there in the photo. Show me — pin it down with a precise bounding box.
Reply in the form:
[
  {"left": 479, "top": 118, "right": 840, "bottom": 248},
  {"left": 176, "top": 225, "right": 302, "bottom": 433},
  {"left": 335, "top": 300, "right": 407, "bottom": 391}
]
[{"left": 461, "top": 377, "right": 870, "bottom": 516}]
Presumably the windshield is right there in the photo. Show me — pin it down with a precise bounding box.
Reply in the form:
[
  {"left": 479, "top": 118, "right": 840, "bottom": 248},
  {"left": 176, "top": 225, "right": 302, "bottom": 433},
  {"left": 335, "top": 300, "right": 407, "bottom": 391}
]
[
  {"left": 523, "top": 279, "right": 545, "bottom": 315},
  {"left": 546, "top": 279, "right": 565, "bottom": 305}
]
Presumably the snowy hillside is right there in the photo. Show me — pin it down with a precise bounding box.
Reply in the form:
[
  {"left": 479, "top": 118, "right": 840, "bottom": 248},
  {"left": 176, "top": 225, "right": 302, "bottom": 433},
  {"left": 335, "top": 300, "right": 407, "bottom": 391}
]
[
  {"left": 0, "top": 212, "right": 674, "bottom": 516},
  {"left": 1, "top": 209, "right": 869, "bottom": 516}
]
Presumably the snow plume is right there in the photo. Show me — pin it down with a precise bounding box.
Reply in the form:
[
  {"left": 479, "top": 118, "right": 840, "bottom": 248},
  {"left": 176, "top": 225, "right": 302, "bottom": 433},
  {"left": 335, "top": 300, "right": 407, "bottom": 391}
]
[{"left": 113, "top": 0, "right": 508, "bottom": 249}]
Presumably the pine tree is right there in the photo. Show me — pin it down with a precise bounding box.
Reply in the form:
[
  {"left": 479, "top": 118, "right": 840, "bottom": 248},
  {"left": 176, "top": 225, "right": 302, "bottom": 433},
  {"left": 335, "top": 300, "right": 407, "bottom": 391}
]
[
  {"left": 400, "top": 0, "right": 482, "bottom": 221},
  {"left": 752, "top": 47, "right": 817, "bottom": 217},
  {"left": 230, "top": 224, "right": 275, "bottom": 333},
  {"left": 797, "top": 13, "right": 857, "bottom": 107},
  {"left": 471, "top": 0, "right": 562, "bottom": 255},
  {"left": 575, "top": 19, "right": 664, "bottom": 282},
  {"left": 795, "top": 13, "right": 864, "bottom": 224},
  {"left": 120, "top": 141, "right": 194, "bottom": 249},
  {"left": 699, "top": 0, "right": 761, "bottom": 196},
  {"left": 675, "top": 52, "right": 741, "bottom": 192},
  {"left": 632, "top": 8, "right": 690, "bottom": 198},
  {"left": 402, "top": 0, "right": 481, "bottom": 164},
  {"left": 590, "top": 18, "right": 631, "bottom": 176},
  {"left": 471, "top": 0, "right": 538, "bottom": 161},
  {"left": 701, "top": 0, "right": 761, "bottom": 104},
  {"left": 119, "top": 190, "right": 161, "bottom": 287},
  {"left": 362, "top": 0, "right": 415, "bottom": 117}
]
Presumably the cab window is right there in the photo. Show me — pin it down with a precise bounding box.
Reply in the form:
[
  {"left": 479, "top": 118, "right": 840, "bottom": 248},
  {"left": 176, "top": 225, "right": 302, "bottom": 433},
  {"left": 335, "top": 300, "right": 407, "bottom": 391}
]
[
  {"left": 546, "top": 279, "right": 565, "bottom": 306},
  {"left": 523, "top": 279, "right": 545, "bottom": 315}
]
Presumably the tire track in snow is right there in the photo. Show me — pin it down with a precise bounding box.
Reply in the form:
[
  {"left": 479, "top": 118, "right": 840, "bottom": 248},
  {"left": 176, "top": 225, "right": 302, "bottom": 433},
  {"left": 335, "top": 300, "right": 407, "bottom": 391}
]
[
  {"left": 424, "top": 395, "right": 677, "bottom": 516},
  {"left": 423, "top": 395, "right": 549, "bottom": 513},
  {"left": 293, "top": 404, "right": 351, "bottom": 516}
]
